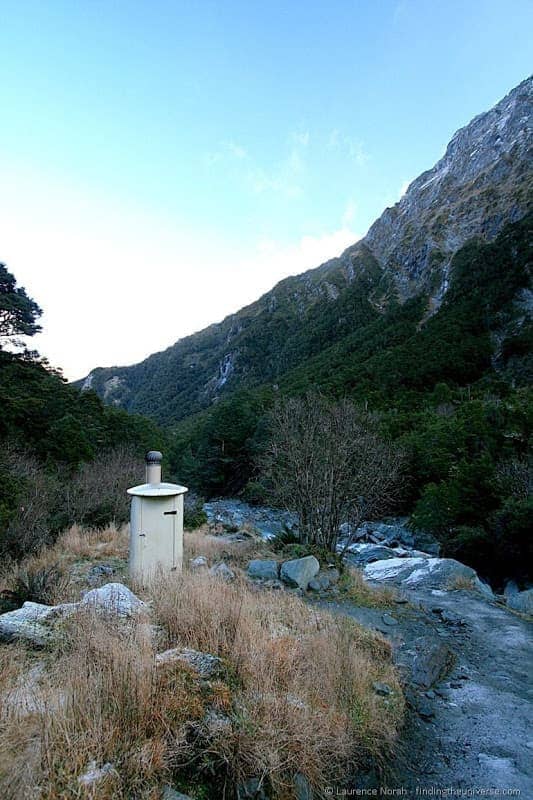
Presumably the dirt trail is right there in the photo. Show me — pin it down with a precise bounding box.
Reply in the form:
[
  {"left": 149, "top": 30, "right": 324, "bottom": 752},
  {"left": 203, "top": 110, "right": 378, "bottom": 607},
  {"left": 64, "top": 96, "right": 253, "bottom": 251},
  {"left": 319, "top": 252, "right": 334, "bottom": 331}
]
[{"left": 320, "top": 589, "right": 533, "bottom": 798}]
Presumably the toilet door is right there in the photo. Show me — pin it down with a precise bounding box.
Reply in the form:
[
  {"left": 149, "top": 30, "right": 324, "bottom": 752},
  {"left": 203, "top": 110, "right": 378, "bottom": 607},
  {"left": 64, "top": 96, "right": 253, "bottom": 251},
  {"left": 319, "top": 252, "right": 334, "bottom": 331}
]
[{"left": 139, "top": 494, "right": 177, "bottom": 575}]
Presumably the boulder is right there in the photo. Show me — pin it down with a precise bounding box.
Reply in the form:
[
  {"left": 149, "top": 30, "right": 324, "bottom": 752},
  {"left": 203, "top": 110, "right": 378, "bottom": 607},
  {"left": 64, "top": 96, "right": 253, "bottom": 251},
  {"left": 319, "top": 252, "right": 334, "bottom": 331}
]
[
  {"left": 209, "top": 562, "right": 236, "bottom": 582},
  {"left": 412, "top": 641, "right": 455, "bottom": 688},
  {"left": 0, "top": 600, "right": 78, "bottom": 646},
  {"left": 189, "top": 556, "right": 208, "bottom": 570},
  {"left": 347, "top": 518, "right": 440, "bottom": 555},
  {"left": 308, "top": 575, "right": 330, "bottom": 592},
  {"left": 364, "top": 556, "right": 489, "bottom": 593},
  {"left": 308, "top": 569, "right": 338, "bottom": 591},
  {"left": 503, "top": 580, "right": 520, "bottom": 598},
  {"left": 81, "top": 583, "right": 145, "bottom": 617},
  {"left": 346, "top": 543, "right": 399, "bottom": 566},
  {"left": 473, "top": 577, "right": 494, "bottom": 598},
  {"left": 370, "top": 521, "right": 415, "bottom": 549},
  {"left": 411, "top": 530, "right": 441, "bottom": 556},
  {"left": 247, "top": 559, "right": 279, "bottom": 581},
  {"left": 280, "top": 556, "right": 320, "bottom": 590},
  {"left": 155, "top": 647, "right": 222, "bottom": 678},
  {"left": 506, "top": 588, "right": 533, "bottom": 615},
  {"left": 0, "top": 583, "right": 144, "bottom": 646}
]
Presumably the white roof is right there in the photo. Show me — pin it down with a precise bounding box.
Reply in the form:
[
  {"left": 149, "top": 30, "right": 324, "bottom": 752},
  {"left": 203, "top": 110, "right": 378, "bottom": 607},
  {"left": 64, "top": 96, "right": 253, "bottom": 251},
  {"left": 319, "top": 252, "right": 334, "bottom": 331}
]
[{"left": 127, "top": 481, "right": 188, "bottom": 497}]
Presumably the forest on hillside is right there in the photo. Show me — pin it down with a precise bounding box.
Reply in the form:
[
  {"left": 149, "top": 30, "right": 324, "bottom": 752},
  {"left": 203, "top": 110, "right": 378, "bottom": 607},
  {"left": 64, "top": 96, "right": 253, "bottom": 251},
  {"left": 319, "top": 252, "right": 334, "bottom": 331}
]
[{"left": 171, "top": 216, "right": 532, "bottom": 587}]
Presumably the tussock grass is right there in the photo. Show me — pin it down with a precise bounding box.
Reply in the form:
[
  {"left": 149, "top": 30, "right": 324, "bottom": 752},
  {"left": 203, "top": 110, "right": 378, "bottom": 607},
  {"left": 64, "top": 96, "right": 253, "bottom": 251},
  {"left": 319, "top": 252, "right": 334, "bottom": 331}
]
[
  {"left": 446, "top": 574, "right": 478, "bottom": 591},
  {"left": 184, "top": 527, "right": 271, "bottom": 569},
  {"left": 337, "top": 566, "right": 397, "bottom": 608},
  {"left": 0, "top": 525, "right": 404, "bottom": 798}
]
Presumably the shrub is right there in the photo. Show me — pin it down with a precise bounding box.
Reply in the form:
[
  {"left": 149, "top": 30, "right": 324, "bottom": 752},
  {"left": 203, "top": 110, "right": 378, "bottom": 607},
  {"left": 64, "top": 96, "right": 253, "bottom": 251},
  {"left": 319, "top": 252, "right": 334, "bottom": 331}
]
[
  {"left": 60, "top": 446, "right": 143, "bottom": 529},
  {"left": 183, "top": 491, "right": 208, "bottom": 530},
  {"left": 8, "top": 561, "right": 70, "bottom": 606},
  {"left": 261, "top": 393, "right": 406, "bottom": 552},
  {"left": 0, "top": 444, "right": 58, "bottom": 559}
]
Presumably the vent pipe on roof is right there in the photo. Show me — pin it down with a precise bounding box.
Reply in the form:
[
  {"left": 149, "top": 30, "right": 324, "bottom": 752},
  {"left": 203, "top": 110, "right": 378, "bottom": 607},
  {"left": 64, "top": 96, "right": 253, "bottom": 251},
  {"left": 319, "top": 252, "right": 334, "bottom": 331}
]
[{"left": 145, "top": 450, "right": 162, "bottom": 484}]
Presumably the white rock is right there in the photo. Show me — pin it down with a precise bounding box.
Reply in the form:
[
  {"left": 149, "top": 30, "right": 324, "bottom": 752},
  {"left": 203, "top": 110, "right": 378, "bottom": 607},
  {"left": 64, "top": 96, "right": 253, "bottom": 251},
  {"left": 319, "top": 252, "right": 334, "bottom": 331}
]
[
  {"left": 80, "top": 583, "right": 145, "bottom": 617},
  {"left": 364, "top": 556, "right": 490, "bottom": 594},
  {"left": 189, "top": 556, "right": 208, "bottom": 570},
  {"left": 0, "top": 601, "right": 77, "bottom": 645},
  {"left": 78, "top": 761, "right": 115, "bottom": 786},
  {"left": 209, "top": 562, "right": 235, "bottom": 582}
]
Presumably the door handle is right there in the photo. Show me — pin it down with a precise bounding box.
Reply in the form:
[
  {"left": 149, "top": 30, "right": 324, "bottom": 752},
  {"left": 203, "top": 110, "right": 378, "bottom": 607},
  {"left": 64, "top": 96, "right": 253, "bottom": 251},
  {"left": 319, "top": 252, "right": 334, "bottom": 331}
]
[{"left": 163, "top": 510, "right": 177, "bottom": 515}]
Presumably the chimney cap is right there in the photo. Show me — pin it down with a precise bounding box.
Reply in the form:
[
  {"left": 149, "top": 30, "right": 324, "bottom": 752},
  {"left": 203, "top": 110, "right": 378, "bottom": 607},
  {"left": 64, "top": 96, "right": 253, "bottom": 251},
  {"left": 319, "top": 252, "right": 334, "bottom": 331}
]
[{"left": 145, "top": 450, "right": 163, "bottom": 464}]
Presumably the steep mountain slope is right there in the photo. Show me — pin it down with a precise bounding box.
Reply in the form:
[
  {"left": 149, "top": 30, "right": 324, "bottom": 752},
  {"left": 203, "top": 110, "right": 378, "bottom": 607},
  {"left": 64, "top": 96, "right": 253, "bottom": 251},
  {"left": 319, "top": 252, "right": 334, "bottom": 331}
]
[{"left": 80, "top": 77, "right": 532, "bottom": 424}]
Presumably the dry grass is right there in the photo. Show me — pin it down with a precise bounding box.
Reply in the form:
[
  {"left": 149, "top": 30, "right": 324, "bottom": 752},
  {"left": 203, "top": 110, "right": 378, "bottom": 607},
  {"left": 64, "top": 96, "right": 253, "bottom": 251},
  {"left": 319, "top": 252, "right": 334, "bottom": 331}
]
[
  {"left": 184, "top": 527, "right": 272, "bottom": 569},
  {"left": 57, "top": 523, "right": 129, "bottom": 561},
  {"left": 337, "top": 566, "right": 397, "bottom": 608},
  {"left": 446, "top": 574, "right": 477, "bottom": 591},
  {"left": 0, "top": 525, "right": 404, "bottom": 798}
]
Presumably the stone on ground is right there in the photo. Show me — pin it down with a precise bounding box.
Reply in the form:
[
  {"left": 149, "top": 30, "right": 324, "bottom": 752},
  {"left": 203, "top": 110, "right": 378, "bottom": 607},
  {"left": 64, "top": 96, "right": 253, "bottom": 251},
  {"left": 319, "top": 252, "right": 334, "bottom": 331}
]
[
  {"left": 0, "top": 600, "right": 77, "bottom": 646},
  {"left": 189, "top": 556, "right": 208, "bottom": 570},
  {"left": 247, "top": 559, "right": 279, "bottom": 581},
  {"left": 280, "top": 555, "right": 320, "bottom": 590},
  {"left": 209, "top": 562, "right": 236, "bottom": 581},
  {"left": 412, "top": 641, "right": 455, "bottom": 688},
  {"left": 155, "top": 647, "right": 222, "bottom": 678},
  {"left": 81, "top": 582, "right": 145, "bottom": 616}
]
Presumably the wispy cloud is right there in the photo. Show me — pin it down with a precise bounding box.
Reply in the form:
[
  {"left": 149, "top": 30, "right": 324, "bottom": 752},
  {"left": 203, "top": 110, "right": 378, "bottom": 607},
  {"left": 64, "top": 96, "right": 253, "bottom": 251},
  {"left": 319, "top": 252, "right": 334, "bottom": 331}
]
[
  {"left": 341, "top": 198, "right": 357, "bottom": 227},
  {"left": 398, "top": 178, "right": 412, "bottom": 199},
  {"left": 291, "top": 129, "right": 310, "bottom": 147},
  {"left": 327, "top": 128, "right": 369, "bottom": 166},
  {"left": 203, "top": 131, "right": 308, "bottom": 199},
  {"left": 203, "top": 140, "right": 249, "bottom": 167},
  {"left": 246, "top": 131, "right": 309, "bottom": 199}
]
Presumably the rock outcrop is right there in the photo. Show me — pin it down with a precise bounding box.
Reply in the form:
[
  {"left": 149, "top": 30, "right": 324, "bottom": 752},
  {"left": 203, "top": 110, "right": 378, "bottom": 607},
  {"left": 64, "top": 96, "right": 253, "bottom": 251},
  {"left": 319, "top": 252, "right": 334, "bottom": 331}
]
[
  {"left": 506, "top": 588, "right": 533, "bottom": 615},
  {"left": 363, "top": 556, "right": 493, "bottom": 596},
  {"left": 0, "top": 583, "right": 145, "bottom": 646}
]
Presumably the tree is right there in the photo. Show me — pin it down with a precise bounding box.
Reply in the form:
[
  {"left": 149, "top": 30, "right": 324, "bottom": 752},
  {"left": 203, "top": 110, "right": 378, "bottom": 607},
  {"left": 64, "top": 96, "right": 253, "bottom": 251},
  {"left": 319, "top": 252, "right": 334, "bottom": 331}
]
[
  {"left": 0, "top": 263, "right": 42, "bottom": 348},
  {"left": 260, "top": 393, "right": 406, "bottom": 552}
]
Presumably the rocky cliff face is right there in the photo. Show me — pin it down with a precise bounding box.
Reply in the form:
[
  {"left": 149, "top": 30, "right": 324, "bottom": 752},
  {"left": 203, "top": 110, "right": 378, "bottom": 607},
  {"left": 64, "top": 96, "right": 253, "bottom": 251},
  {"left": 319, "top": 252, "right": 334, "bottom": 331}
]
[
  {"left": 363, "top": 76, "right": 532, "bottom": 307},
  {"left": 79, "top": 77, "right": 532, "bottom": 422}
]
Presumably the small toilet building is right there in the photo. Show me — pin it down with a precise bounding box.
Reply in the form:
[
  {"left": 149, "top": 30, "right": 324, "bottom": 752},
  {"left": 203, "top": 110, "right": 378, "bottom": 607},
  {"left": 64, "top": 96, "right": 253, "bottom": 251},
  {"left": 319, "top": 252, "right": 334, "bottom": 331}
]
[{"left": 127, "top": 451, "right": 188, "bottom": 581}]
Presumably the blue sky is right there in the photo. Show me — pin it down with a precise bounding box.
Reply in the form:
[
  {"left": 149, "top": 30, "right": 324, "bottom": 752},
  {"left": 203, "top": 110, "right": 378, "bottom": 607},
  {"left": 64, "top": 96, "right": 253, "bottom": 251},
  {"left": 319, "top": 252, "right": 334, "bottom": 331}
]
[{"left": 0, "top": 0, "right": 531, "bottom": 379}]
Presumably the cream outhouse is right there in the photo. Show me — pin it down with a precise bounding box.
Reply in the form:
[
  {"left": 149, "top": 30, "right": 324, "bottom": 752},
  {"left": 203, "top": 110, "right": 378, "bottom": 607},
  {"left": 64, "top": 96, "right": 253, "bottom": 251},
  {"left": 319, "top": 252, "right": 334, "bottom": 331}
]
[{"left": 127, "top": 451, "right": 188, "bottom": 581}]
